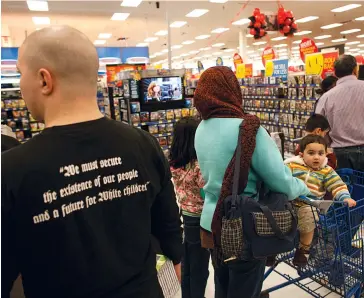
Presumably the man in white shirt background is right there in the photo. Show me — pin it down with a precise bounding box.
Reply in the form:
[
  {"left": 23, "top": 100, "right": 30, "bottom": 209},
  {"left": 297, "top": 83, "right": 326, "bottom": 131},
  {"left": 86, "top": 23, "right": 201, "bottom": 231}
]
[{"left": 316, "top": 55, "right": 364, "bottom": 171}]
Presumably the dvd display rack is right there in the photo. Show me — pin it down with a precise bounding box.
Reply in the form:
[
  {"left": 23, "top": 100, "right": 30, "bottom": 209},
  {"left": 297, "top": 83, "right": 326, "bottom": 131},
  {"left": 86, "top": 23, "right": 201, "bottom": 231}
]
[
  {"left": 241, "top": 74, "right": 321, "bottom": 155},
  {"left": 1, "top": 81, "right": 45, "bottom": 143}
]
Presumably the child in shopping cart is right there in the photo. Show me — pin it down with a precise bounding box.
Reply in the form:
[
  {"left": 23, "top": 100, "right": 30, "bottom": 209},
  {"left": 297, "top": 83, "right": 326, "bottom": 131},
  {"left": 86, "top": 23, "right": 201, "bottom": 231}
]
[{"left": 285, "top": 135, "right": 356, "bottom": 266}]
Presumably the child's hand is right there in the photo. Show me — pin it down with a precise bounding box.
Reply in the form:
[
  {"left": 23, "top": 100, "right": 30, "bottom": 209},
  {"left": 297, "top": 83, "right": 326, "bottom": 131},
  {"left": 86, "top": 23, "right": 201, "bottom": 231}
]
[{"left": 343, "top": 198, "right": 356, "bottom": 207}]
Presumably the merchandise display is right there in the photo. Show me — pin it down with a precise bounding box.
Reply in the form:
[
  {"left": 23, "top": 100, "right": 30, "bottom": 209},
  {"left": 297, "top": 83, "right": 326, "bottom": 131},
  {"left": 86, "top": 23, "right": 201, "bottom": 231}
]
[
  {"left": 242, "top": 75, "right": 320, "bottom": 155},
  {"left": 1, "top": 82, "right": 39, "bottom": 142}
]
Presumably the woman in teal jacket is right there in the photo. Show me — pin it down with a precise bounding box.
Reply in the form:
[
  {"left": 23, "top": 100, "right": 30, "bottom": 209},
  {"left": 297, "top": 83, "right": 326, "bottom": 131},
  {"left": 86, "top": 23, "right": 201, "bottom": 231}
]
[{"left": 194, "top": 66, "right": 310, "bottom": 298}]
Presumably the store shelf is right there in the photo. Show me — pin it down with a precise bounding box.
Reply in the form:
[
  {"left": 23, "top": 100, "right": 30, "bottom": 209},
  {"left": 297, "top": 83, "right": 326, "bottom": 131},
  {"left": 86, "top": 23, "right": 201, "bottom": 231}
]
[
  {"left": 3, "top": 117, "right": 29, "bottom": 122},
  {"left": 289, "top": 84, "right": 320, "bottom": 88},
  {"left": 161, "top": 145, "right": 171, "bottom": 150},
  {"left": 1, "top": 88, "right": 20, "bottom": 91},
  {"left": 242, "top": 96, "right": 318, "bottom": 101},
  {"left": 241, "top": 84, "right": 286, "bottom": 88},
  {"left": 133, "top": 119, "right": 177, "bottom": 127},
  {"left": 31, "top": 129, "right": 44, "bottom": 133},
  {"left": 260, "top": 120, "right": 305, "bottom": 130},
  {"left": 12, "top": 128, "right": 30, "bottom": 132},
  {"left": 244, "top": 107, "right": 313, "bottom": 116},
  {"left": 2, "top": 107, "right": 27, "bottom": 112},
  {"left": 152, "top": 132, "right": 173, "bottom": 138}
]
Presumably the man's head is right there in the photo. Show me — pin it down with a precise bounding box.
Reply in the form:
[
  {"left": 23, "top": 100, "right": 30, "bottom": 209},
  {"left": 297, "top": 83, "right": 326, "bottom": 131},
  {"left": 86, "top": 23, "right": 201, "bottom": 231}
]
[
  {"left": 299, "top": 135, "right": 328, "bottom": 170},
  {"left": 17, "top": 26, "right": 99, "bottom": 121},
  {"left": 305, "top": 114, "right": 330, "bottom": 137},
  {"left": 334, "top": 55, "right": 358, "bottom": 78}
]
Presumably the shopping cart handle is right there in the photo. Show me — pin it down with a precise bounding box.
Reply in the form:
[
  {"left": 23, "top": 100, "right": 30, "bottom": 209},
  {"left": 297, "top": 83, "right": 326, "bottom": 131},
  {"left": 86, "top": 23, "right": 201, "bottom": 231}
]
[{"left": 297, "top": 196, "right": 333, "bottom": 215}]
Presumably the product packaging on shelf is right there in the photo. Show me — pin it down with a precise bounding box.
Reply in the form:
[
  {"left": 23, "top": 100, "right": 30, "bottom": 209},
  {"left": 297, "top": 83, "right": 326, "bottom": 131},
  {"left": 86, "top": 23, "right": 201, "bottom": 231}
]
[
  {"left": 166, "top": 123, "right": 174, "bottom": 133},
  {"left": 158, "top": 110, "right": 167, "bottom": 121},
  {"left": 130, "top": 102, "right": 140, "bottom": 113},
  {"left": 166, "top": 110, "right": 174, "bottom": 120},
  {"left": 148, "top": 125, "right": 159, "bottom": 134},
  {"left": 150, "top": 112, "right": 159, "bottom": 122},
  {"left": 130, "top": 113, "right": 140, "bottom": 124},
  {"left": 140, "top": 112, "right": 150, "bottom": 122},
  {"left": 174, "top": 109, "right": 182, "bottom": 120},
  {"left": 158, "top": 124, "right": 167, "bottom": 134},
  {"left": 158, "top": 137, "right": 168, "bottom": 147}
]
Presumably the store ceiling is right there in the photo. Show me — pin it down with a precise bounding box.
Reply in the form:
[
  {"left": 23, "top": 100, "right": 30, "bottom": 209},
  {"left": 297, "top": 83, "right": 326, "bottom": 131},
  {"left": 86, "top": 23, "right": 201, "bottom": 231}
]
[{"left": 2, "top": 1, "right": 364, "bottom": 64}]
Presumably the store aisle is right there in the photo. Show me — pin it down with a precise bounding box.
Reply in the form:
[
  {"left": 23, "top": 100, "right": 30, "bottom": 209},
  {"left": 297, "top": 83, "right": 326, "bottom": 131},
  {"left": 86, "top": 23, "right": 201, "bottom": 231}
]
[{"left": 174, "top": 262, "right": 341, "bottom": 298}]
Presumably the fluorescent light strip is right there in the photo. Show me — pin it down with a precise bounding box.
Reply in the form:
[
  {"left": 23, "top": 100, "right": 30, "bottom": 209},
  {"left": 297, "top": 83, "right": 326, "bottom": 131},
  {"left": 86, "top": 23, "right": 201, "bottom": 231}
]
[
  {"left": 209, "top": 0, "right": 228, "bottom": 3},
  {"left": 295, "top": 16, "right": 319, "bottom": 23},
  {"left": 355, "top": 16, "right": 364, "bottom": 21},
  {"left": 291, "top": 46, "right": 299, "bottom": 50},
  {"left": 213, "top": 52, "right": 222, "bottom": 55},
  {"left": 232, "top": 18, "right": 250, "bottom": 26},
  {"left": 111, "top": 13, "right": 130, "bottom": 21},
  {"left": 136, "top": 43, "right": 148, "bottom": 47},
  {"left": 340, "top": 29, "right": 361, "bottom": 34},
  {"left": 186, "top": 9, "right": 209, "bottom": 18},
  {"left": 358, "top": 44, "right": 364, "bottom": 47},
  {"left": 223, "top": 49, "right": 234, "bottom": 52},
  {"left": 332, "top": 38, "right": 347, "bottom": 43},
  {"left": 212, "top": 43, "right": 225, "bottom": 47},
  {"left": 346, "top": 41, "right": 360, "bottom": 45},
  {"left": 182, "top": 40, "right": 195, "bottom": 45},
  {"left": 275, "top": 44, "right": 288, "bottom": 48},
  {"left": 162, "top": 49, "right": 169, "bottom": 53},
  {"left": 94, "top": 40, "right": 106, "bottom": 45},
  {"left": 292, "top": 40, "right": 301, "bottom": 44},
  {"left": 271, "top": 36, "right": 287, "bottom": 41},
  {"left": 144, "top": 37, "right": 158, "bottom": 42},
  {"left": 195, "top": 35, "right": 210, "bottom": 40},
  {"left": 331, "top": 4, "right": 362, "bottom": 12},
  {"left": 314, "top": 35, "right": 331, "bottom": 40},
  {"left": 295, "top": 30, "right": 312, "bottom": 36},
  {"left": 321, "top": 23, "right": 343, "bottom": 29},
  {"left": 358, "top": 34, "right": 364, "bottom": 38},
  {"left": 171, "top": 45, "right": 183, "bottom": 49},
  {"left": 253, "top": 41, "right": 266, "bottom": 45},
  {"left": 155, "top": 30, "right": 168, "bottom": 36},
  {"left": 211, "top": 27, "right": 230, "bottom": 34},
  {"left": 121, "top": 0, "right": 143, "bottom": 7},
  {"left": 189, "top": 50, "right": 199, "bottom": 54},
  {"left": 170, "top": 21, "right": 187, "bottom": 28},
  {"left": 316, "top": 42, "right": 325, "bottom": 46},
  {"left": 32, "top": 16, "right": 50, "bottom": 25},
  {"left": 27, "top": 1, "right": 49, "bottom": 11},
  {"left": 98, "top": 33, "right": 112, "bottom": 39}
]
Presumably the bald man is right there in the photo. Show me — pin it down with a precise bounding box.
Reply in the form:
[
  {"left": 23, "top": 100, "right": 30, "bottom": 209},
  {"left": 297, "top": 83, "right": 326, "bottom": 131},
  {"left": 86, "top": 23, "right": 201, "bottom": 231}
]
[{"left": 1, "top": 26, "right": 182, "bottom": 298}]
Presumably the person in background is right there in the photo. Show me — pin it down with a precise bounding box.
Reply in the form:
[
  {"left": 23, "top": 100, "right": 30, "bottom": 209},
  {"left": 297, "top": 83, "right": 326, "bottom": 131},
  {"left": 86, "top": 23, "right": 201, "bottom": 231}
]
[
  {"left": 1, "top": 125, "right": 21, "bottom": 152},
  {"left": 2, "top": 26, "right": 182, "bottom": 298},
  {"left": 194, "top": 66, "right": 310, "bottom": 298},
  {"left": 313, "top": 75, "right": 338, "bottom": 112},
  {"left": 315, "top": 55, "right": 364, "bottom": 171},
  {"left": 285, "top": 135, "right": 356, "bottom": 266},
  {"left": 170, "top": 117, "right": 209, "bottom": 298},
  {"left": 295, "top": 114, "right": 337, "bottom": 169}
]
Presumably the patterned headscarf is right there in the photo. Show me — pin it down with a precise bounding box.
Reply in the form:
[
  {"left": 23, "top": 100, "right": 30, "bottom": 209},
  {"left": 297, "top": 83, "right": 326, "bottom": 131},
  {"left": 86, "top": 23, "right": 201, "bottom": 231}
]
[{"left": 194, "top": 66, "right": 260, "bottom": 246}]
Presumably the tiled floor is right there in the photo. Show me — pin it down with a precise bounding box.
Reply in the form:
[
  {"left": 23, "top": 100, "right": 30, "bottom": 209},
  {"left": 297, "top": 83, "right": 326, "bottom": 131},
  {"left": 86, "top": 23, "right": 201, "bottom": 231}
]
[{"left": 174, "top": 262, "right": 342, "bottom": 298}]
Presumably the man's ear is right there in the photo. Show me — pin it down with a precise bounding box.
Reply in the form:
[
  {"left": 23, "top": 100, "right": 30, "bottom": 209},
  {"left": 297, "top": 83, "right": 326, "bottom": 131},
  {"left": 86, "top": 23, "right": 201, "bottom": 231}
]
[{"left": 38, "top": 68, "right": 53, "bottom": 95}]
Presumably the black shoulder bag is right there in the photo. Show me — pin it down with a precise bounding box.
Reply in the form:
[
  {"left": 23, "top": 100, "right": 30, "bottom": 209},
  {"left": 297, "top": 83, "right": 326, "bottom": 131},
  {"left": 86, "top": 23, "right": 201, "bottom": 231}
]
[{"left": 220, "top": 124, "right": 297, "bottom": 261}]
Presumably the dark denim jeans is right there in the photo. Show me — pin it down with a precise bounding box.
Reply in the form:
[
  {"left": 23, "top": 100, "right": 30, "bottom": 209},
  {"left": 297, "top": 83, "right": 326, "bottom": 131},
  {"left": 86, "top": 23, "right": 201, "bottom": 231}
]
[
  {"left": 181, "top": 215, "right": 210, "bottom": 298},
  {"left": 214, "top": 258, "right": 266, "bottom": 298},
  {"left": 334, "top": 146, "right": 364, "bottom": 172}
]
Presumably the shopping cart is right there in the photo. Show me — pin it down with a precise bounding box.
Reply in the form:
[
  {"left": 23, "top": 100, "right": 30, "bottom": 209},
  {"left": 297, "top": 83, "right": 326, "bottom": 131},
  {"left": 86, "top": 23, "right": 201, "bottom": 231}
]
[{"left": 261, "top": 169, "right": 364, "bottom": 298}]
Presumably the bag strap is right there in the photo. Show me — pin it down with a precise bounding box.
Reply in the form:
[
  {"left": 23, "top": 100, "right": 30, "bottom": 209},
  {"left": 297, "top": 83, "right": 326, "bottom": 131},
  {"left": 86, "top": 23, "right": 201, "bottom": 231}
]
[
  {"left": 259, "top": 204, "right": 297, "bottom": 240},
  {"left": 231, "top": 123, "right": 244, "bottom": 207}
]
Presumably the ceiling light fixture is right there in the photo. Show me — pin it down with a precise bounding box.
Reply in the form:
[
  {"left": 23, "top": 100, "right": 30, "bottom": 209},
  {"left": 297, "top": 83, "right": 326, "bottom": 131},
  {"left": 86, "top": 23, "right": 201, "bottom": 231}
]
[
  {"left": 213, "top": 51, "right": 222, "bottom": 55},
  {"left": 358, "top": 44, "right": 364, "bottom": 47},
  {"left": 212, "top": 43, "right": 225, "bottom": 47},
  {"left": 180, "top": 53, "right": 189, "bottom": 57},
  {"left": 316, "top": 42, "right": 325, "bottom": 46},
  {"left": 94, "top": 40, "right": 106, "bottom": 45},
  {"left": 195, "top": 35, "right": 210, "bottom": 40},
  {"left": 340, "top": 28, "right": 361, "bottom": 34},
  {"left": 332, "top": 38, "right": 347, "bottom": 43},
  {"left": 292, "top": 40, "right": 301, "bottom": 44},
  {"left": 331, "top": 4, "right": 362, "bottom": 12},
  {"left": 144, "top": 37, "right": 158, "bottom": 42},
  {"left": 253, "top": 41, "right": 267, "bottom": 45},
  {"left": 136, "top": 42, "right": 149, "bottom": 47},
  {"left": 232, "top": 18, "right": 251, "bottom": 26},
  {"left": 209, "top": 0, "right": 228, "bottom": 3},
  {"left": 98, "top": 33, "right": 112, "bottom": 39},
  {"left": 154, "top": 52, "right": 163, "bottom": 56},
  {"left": 111, "top": 13, "right": 130, "bottom": 21},
  {"left": 171, "top": 45, "right": 183, "bottom": 49},
  {"left": 182, "top": 40, "right": 195, "bottom": 45},
  {"left": 357, "top": 34, "right": 364, "bottom": 38},
  {"left": 291, "top": 46, "right": 299, "bottom": 50},
  {"left": 155, "top": 30, "right": 168, "bottom": 36},
  {"left": 294, "top": 30, "right": 312, "bottom": 36},
  {"left": 27, "top": 1, "right": 49, "bottom": 11},
  {"left": 121, "top": 0, "right": 143, "bottom": 7},
  {"left": 295, "top": 16, "right": 319, "bottom": 23},
  {"left": 211, "top": 27, "right": 230, "bottom": 34},
  {"left": 149, "top": 55, "right": 156, "bottom": 59},
  {"left": 186, "top": 9, "right": 209, "bottom": 18},
  {"left": 271, "top": 36, "right": 287, "bottom": 41},
  {"left": 223, "top": 49, "right": 235, "bottom": 52},
  {"left": 350, "top": 48, "right": 360, "bottom": 52},
  {"left": 170, "top": 21, "right": 187, "bottom": 28},
  {"left": 355, "top": 16, "right": 364, "bottom": 21},
  {"left": 346, "top": 41, "right": 360, "bottom": 45},
  {"left": 275, "top": 44, "right": 288, "bottom": 48},
  {"left": 314, "top": 35, "right": 332, "bottom": 39},
  {"left": 189, "top": 50, "right": 199, "bottom": 54},
  {"left": 321, "top": 23, "right": 343, "bottom": 29},
  {"left": 32, "top": 16, "right": 50, "bottom": 25}
]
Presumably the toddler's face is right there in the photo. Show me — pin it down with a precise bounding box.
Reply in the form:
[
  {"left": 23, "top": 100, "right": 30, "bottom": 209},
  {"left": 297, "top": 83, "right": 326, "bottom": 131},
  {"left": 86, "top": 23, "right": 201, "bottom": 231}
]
[{"left": 301, "top": 143, "right": 326, "bottom": 170}]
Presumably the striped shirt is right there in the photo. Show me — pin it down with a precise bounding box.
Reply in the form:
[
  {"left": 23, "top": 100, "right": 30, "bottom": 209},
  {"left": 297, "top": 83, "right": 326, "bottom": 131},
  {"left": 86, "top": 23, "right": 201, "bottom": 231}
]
[
  {"left": 285, "top": 156, "right": 351, "bottom": 201},
  {"left": 315, "top": 75, "right": 364, "bottom": 148}
]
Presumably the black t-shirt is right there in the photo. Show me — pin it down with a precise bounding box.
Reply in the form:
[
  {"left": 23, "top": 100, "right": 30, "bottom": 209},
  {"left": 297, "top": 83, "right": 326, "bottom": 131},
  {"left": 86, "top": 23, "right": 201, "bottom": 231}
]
[
  {"left": 1, "top": 117, "right": 182, "bottom": 298},
  {"left": 1, "top": 134, "right": 21, "bottom": 152}
]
